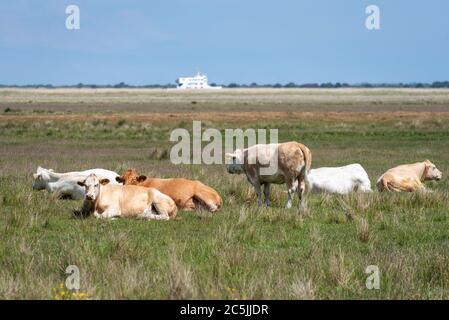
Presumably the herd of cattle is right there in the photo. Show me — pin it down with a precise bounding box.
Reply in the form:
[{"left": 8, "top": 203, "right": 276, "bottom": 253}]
[{"left": 32, "top": 141, "right": 443, "bottom": 220}]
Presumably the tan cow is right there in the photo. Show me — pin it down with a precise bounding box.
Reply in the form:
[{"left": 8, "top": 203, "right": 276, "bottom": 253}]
[
  {"left": 377, "top": 160, "right": 442, "bottom": 192},
  {"left": 226, "top": 142, "right": 312, "bottom": 208},
  {"left": 116, "top": 169, "right": 222, "bottom": 212},
  {"left": 77, "top": 174, "right": 177, "bottom": 220}
]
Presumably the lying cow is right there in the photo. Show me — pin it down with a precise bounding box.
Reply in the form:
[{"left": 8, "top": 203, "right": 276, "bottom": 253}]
[
  {"left": 116, "top": 169, "right": 222, "bottom": 212},
  {"left": 308, "top": 164, "right": 372, "bottom": 194},
  {"left": 226, "top": 142, "right": 312, "bottom": 208},
  {"left": 377, "top": 160, "right": 442, "bottom": 192},
  {"left": 77, "top": 174, "right": 177, "bottom": 220},
  {"left": 32, "top": 166, "right": 120, "bottom": 200}
]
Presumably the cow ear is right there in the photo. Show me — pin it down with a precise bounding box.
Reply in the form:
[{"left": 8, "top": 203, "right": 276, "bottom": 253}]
[
  {"left": 137, "top": 175, "right": 147, "bottom": 182},
  {"left": 99, "top": 179, "right": 110, "bottom": 185},
  {"left": 225, "top": 153, "right": 235, "bottom": 159},
  {"left": 232, "top": 149, "right": 242, "bottom": 159},
  {"left": 77, "top": 181, "right": 85, "bottom": 187}
]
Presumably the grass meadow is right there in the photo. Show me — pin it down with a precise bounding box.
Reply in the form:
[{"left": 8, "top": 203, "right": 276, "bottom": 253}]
[{"left": 1, "top": 89, "right": 449, "bottom": 299}]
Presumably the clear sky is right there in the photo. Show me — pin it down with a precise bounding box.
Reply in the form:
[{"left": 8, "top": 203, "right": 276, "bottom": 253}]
[{"left": 1, "top": 0, "right": 448, "bottom": 85}]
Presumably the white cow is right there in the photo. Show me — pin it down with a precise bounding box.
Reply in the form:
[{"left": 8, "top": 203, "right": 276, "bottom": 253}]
[
  {"left": 32, "top": 166, "right": 120, "bottom": 200},
  {"left": 307, "top": 164, "right": 372, "bottom": 194}
]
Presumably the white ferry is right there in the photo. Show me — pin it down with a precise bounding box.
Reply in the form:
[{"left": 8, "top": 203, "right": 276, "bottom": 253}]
[{"left": 176, "top": 72, "right": 222, "bottom": 89}]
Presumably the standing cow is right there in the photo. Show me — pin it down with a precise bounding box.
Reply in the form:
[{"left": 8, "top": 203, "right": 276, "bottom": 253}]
[{"left": 226, "top": 142, "right": 312, "bottom": 208}]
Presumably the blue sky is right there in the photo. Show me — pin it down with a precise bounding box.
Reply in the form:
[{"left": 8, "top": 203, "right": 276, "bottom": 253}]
[{"left": 0, "top": 0, "right": 448, "bottom": 85}]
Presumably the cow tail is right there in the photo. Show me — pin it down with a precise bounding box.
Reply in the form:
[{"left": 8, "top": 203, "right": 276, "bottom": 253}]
[
  {"left": 300, "top": 165, "right": 308, "bottom": 184},
  {"left": 298, "top": 144, "right": 311, "bottom": 191},
  {"left": 376, "top": 175, "right": 388, "bottom": 192},
  {"left": 298, "top": 144, "right": 312, "bottom": 174}
]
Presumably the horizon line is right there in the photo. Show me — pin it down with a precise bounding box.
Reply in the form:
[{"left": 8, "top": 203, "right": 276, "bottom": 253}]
[{"left": 1, "top": 80, "right": 449, "bottom": 89}]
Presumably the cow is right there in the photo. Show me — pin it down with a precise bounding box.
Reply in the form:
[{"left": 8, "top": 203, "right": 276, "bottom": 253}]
[
  {"left": 377, "top": 160, "right": 442, "bottom": 192},
  {"left": 308, "top": 164, "right": 372, "bottom": 194},
  {"left": 226, "top": 142, "right": 312, "bottom": 209},
  {"left": 32, "top": 166, "right": 120, "bottom": 200},
  {"left": 77, "top": 174, "right": 177, "bottom": 220},
  {"left": 116, "top": 169, "right": 222, "bottom": 212}
]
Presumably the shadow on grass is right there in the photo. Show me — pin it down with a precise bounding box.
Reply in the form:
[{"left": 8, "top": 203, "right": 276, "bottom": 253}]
[{"left": 71, "top": 208, "right": 91, "bottom": 219}]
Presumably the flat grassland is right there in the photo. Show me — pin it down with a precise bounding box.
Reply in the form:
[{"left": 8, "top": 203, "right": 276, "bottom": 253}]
[{"left": 1, "top": 88, "right": 449, "bottom": 299}]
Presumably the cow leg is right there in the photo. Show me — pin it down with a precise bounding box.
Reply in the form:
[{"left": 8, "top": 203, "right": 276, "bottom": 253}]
[
  {"left": 194, "top": 198, "right": 219, "bottom": 212},
  {"left": 285, "top": 180, "right": 298, "bottom": 209},
  {"left": 246, "top": 175, "right": 263, "bottom": 206},
  {"left": 416, "top": 183, "right": 430, "bottom": 193},
  {"left": 263, "top": 183, "right": 271, "bottom": 207},
  {"left": 181, "top": 198, "right": 197, "bottom": 211},
  {"left": 143, "top": 210, "right": 169, "bottom": 220},
  {"left": 297, "top": 178, "right": 307, "bottom": 209},
  {"left": 193, "top": 188, "right": 220, "bottom": 212},
  {"left": 96, "top": 209, "right": 120, "bottom": 219},
  {"left": 143, "top": 203, "right": 170, "bottom": 221},
  {"left": 253, "top": 183, "right": 263, "bottom": 206},
  {"left": 286, "top": 190, "right": 293, "bottom": 208}
]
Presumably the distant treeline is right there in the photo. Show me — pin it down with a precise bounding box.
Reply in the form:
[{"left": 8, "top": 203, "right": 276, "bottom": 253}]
[
  {"left": 222, "top": 81, "right": 449, "bottom": 89},
  {"left": 1, "top": 81, "right": 449, "bottom": 89}
]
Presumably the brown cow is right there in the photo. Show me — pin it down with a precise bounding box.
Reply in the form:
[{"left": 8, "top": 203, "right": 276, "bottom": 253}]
[
  {"left": 226, "top": 142, "right": 312, "bottom": 208},
  {"left": 376, "top": 160, "right": 442, "bottom": 192},
  {"left": 116, "top": 169, "right": 222, "bottom": 212}
]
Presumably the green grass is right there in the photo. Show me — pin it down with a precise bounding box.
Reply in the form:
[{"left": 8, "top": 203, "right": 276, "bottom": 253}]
[{"left": 1, "top": 96, "right": 449, "bottom": 299}]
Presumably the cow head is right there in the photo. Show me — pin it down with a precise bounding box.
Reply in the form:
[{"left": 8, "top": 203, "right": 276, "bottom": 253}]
[
  {"left": 32, "top": 167, "right": 54, "bottom": 190},
  {"left": 116, "top": 168, "right": 146, "bottom": 185},
  {"left": 423, "top": 160, "right": 442, "bottom": 181},
  {"left": 77, "top": 174, "right": 110, "bottom": 201},
  {"left": 225, "top": 149, "right": 244, "bottom": 174}
]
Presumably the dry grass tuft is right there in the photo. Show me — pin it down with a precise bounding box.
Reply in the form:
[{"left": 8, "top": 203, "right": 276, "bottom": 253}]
[
  {"left": 357, "top": 218, "right": 370, "bottom": 243},
  {"left": 328, "top": 250, "right": 353, "bottom": 289},
  {"left": 168, "top": 250, "right": 197, "bottom": 300},
  {"left": 291, "top": 277, "right": 316, "bottom": 300}
]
